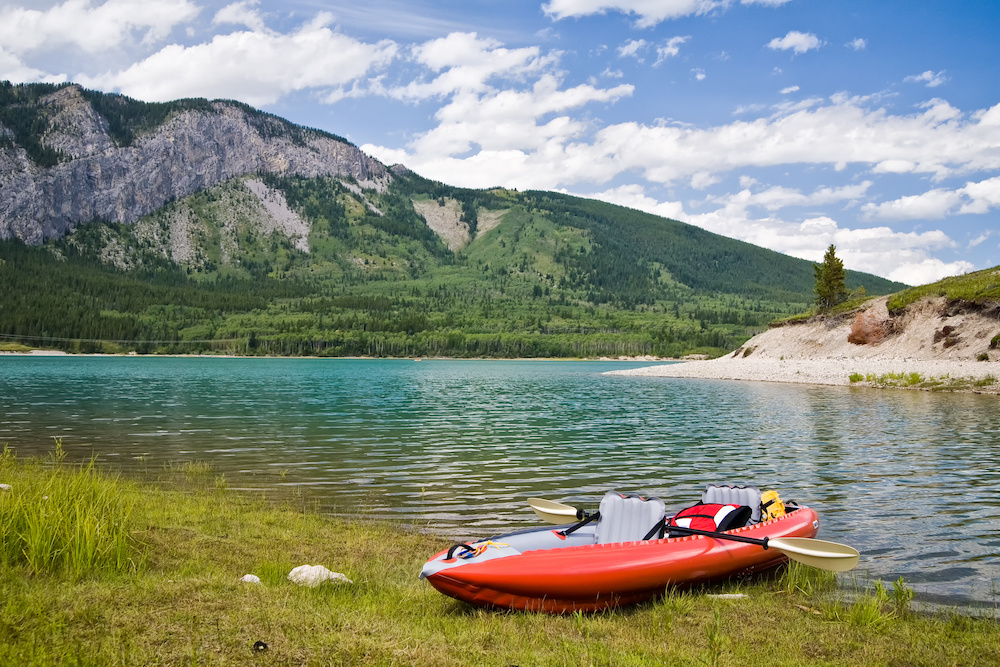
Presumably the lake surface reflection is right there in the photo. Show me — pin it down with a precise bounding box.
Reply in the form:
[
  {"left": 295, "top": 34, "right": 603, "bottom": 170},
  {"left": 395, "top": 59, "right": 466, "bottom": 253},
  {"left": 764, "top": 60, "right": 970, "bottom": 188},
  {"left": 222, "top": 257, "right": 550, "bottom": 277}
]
[{"left": 2, "top": 356, "right": 998, "bottom": 608}]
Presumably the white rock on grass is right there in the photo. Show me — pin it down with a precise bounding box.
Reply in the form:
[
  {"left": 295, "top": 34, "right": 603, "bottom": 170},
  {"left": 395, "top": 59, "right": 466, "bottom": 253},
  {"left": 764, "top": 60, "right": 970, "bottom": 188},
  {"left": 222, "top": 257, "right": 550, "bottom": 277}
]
[
  {"left": 287, "top": 564, "right": 353, "bottom": 588},
  {"left": 0, "top": 483, "right": 11, "bottom": 491},
  {"left": 239, "top": 574, "right": 262, "bottom": 584}
]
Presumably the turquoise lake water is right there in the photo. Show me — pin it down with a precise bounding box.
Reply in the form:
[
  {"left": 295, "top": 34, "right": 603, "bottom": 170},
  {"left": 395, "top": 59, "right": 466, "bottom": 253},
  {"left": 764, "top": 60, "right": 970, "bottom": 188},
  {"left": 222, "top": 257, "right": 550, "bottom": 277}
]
[{"left": 1, "top": 355, "right": 998, "bottom": 608}]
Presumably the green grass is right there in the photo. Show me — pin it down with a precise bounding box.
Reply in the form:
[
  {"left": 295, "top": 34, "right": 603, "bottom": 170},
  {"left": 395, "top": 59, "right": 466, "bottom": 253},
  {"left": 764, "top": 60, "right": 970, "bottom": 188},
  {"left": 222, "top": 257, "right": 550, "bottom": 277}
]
[
  {"left": 1, "top": 447, "right": 998, "bottom": 665},
  {"left": 887, "top": 266, "right": 1000, "bottom": 312},
  {"left": 0, "top": 442, "right": 141, "bottom": 578},
  {"left": 849, "top": 371, "right": 1000, "bottom": 392}
]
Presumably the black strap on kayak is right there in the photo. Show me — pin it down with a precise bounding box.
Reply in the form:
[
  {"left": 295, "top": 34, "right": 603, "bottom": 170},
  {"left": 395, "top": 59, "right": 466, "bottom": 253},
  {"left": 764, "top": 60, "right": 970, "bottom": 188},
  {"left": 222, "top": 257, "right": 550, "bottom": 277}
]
[
  {"left": 558, "top": 511, "right": 600, "bottom": 537},
  {"left": 642, "top": 517, "right": 666, "bottom": 541}
]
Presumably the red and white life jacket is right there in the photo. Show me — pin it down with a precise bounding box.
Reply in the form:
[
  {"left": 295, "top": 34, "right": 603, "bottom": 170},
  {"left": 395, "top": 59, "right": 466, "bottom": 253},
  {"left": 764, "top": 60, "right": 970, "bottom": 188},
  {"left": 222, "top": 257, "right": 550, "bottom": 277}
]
[{"left": 668, "top": 503, "right": 751, "bottom": 533}]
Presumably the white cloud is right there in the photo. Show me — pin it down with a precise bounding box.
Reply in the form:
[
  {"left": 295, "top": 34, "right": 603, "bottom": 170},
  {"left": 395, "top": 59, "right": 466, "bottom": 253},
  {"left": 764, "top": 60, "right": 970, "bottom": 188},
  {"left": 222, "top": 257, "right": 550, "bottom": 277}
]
[
  {"left": 780, "top": 85, "right": 800, "bottom": 94},
  {"left": 367, "top": 76, "right": 634, "bottom": 187},
  {"left": 710, "top": 181, "right": 873, "bottom": 211},
  {"left": 863, "top": 176, "right": 1000, "bottom": 220},
  {"left": 580, "top": 183, "right": 686, "bottom": 220},
  {"left": 958, "top": 175, "right": 1000, "bottom": 214},
  {"left": 585, "top": 96, "right": 1000, "bottom": 185},
  {"left": 543, "top": 0, "right": 724, "bottom": 28},
  {"left": 692, "top": 68, "right": 706, "bottom": 80},
  {"left": 846, "top": 37, "right": 866, "bottom": 50},
  {"left": 78, "top": 13, "right": 398, "bottom": 106},
  {"left": 862, "top": 189, "right": 963, "bottom": 221},
  {"left": 613, "top": 35, "right": 689, "bottom": 66},
  {"left": 886, "top": 258, "right": 975, "bottom": 286},
  {"left": 212, "top": 0, "right": 267, "bottom": 33},
  {"left": 969, "top": 231, "right": 992, "bottom": 249},
  {"left": 617, "top": 39, "right": 648, "bottom": 59},
  {"left": 0, "top": 0, "right": 200, "bottom": 55},
  {"left": 654, "top": 36, "right": 690, "bottom": 64},
  {"left": 0, "top": 47, "right": 66, "bottom": 83},
  {"left": 364, "top": 34, "right": 633, "bottom": 189},
  {"left": 390, "top": 32, "right": 556, "bottom": 101},
  {"left": 905, "top": 70, "right": 948, "bottom": 88},
  {"left": 681, "top": 194, "right": 971, "bottom": 284},
  {"left": 766, "top": 31, "right": 822, "bottom": 54},
  {"left": 741, "top": 0, "right": 795, "bottom": 5}
]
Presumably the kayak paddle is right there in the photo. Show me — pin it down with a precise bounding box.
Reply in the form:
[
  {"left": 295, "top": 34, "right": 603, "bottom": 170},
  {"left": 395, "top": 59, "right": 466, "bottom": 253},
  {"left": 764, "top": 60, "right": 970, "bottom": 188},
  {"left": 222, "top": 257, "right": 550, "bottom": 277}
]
[
  {"left": 526, "top": 498, "right": 860, "bottom": 572},
  {"left": 527, "top": 497, "right": 586, "bottom": 523}
]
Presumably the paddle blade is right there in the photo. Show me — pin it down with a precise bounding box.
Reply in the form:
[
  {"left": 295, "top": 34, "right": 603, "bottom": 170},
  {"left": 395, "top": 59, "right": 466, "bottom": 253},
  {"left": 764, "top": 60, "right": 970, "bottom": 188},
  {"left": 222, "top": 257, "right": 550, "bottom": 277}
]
[
  {"left": 527, "top": 498, "right": 578, "bottom": 524},
  {"left": 769, "top": 537, "right": 861, "bottom": 572}
]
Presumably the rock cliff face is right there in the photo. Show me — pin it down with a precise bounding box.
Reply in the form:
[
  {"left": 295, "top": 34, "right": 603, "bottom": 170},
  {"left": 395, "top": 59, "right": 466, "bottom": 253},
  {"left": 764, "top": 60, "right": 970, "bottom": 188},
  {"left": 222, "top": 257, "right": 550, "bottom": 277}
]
[{"left": 0, "top": 85, "right": 391, "bottom": 244}]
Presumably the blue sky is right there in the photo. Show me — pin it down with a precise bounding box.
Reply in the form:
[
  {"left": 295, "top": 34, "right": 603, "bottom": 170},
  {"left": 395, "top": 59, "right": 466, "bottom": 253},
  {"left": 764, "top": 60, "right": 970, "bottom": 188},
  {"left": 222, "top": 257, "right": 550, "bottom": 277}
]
[{"left": 2, "top": 0, "right": 999, "bottom": 285}]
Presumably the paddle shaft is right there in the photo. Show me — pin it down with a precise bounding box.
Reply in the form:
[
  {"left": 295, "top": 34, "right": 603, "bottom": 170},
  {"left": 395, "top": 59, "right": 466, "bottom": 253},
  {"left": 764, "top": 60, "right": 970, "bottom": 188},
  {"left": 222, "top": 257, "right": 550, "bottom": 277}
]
[{"left": 665, "top": 522, "right": 772, "bottom": 548}]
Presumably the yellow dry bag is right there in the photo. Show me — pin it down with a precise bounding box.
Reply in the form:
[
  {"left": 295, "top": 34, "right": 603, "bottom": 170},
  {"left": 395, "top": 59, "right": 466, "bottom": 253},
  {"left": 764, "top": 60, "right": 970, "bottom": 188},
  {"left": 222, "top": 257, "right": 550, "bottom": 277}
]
[{"left": 760, "top": 490, "right": 785, "bottom": 521}]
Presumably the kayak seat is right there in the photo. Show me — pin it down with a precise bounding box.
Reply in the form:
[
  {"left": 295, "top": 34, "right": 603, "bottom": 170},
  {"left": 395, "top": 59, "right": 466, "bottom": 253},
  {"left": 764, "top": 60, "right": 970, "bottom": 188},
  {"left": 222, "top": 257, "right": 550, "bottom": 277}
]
[
  {"left": 594, "top": 491, "right": 666, "bottom": 544},
  {"left": 702, "top": 484, "right": 762, "bottom": 523}
]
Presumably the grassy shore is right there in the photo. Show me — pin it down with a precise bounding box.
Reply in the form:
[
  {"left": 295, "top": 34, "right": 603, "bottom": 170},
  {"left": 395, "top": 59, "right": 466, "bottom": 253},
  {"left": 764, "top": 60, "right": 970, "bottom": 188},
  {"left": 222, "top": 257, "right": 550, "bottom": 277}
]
[{"left": 1, "top": 447, "right": 998, "bottom": 666}]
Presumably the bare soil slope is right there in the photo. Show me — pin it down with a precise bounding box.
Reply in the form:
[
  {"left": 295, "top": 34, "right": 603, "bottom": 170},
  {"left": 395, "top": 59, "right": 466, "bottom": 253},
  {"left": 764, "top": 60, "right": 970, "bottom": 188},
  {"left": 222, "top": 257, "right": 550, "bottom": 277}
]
[{"left": 611, "top": 296, "right": 1000, "bottom": 392}]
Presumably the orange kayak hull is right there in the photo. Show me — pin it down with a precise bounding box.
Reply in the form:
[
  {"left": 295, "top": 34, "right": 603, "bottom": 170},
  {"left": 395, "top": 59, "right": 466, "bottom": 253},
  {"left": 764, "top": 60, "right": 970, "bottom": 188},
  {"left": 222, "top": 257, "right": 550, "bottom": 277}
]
[{"left": 423, "top": 507, "right": 820, "bottom": 613}]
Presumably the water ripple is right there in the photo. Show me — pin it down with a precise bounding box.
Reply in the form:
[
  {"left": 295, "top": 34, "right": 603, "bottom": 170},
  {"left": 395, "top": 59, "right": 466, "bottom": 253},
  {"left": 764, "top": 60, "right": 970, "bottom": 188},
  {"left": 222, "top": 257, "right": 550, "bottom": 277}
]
[{"left": 2, "top": 356, "right": 999, "bottom": 607}]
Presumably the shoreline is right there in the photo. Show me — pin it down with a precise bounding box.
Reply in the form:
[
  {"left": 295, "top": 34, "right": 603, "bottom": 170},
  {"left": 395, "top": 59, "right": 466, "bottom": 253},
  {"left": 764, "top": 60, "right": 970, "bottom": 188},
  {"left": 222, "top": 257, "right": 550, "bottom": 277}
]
[
  {"left": 607, "top": 356, "right": 1000, "bottom": 393},
  {"left": 0, "top": 349, "right": 675, "bottom": 362}
]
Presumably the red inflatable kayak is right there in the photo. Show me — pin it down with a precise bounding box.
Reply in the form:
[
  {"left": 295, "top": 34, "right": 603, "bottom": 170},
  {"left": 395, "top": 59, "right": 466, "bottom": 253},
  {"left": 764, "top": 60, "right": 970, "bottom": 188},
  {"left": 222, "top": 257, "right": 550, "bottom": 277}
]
[{"left": 420, "top": 503, "right": 820, "bottom": 613}]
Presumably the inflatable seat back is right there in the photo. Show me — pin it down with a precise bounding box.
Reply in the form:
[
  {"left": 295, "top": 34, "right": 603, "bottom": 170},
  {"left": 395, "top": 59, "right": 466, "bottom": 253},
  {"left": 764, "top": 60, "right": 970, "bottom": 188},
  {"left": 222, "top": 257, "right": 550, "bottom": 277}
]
[
  {"left": 702, "top": 484, "right": 762, "bottom": 523},
  {"left": 595, "top": 491, "right": 666, "bottom": 544}
]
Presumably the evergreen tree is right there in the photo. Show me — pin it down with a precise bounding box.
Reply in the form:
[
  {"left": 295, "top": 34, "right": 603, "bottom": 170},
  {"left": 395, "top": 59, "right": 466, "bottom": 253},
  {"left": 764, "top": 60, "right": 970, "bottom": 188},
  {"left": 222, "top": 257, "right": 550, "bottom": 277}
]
[{"left": 814, "top": 244, "right": 847, "bottom": 311}]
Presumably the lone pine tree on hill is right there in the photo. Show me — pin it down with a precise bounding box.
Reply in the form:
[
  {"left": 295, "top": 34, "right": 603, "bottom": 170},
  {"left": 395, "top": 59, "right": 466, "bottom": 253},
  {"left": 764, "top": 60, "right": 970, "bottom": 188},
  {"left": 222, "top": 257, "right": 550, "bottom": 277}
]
[{"left": 814, "top": 244, "right": 848, "bottom": 311}]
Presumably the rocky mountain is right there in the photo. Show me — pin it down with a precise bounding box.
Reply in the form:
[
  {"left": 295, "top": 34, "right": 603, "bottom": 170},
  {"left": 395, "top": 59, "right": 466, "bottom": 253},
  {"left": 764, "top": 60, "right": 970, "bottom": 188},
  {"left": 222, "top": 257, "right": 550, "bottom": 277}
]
[{"left": 0, "top": 82, "right": 389, "bottom": 244}]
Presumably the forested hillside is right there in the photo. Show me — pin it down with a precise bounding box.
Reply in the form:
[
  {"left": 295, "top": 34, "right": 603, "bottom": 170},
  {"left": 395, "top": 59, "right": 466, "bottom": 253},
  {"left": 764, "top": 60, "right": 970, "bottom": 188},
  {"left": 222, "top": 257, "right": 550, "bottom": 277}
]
[{"left": 0, "top": 171, "right": 904, "bottom": 358}]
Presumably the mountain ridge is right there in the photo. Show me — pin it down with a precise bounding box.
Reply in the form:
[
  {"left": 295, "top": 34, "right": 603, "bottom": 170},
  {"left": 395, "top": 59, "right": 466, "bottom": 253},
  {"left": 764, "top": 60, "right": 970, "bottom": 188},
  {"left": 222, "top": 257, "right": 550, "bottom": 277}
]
[{"left": 0, "top": 82, "right": 388, "bottom": 244}]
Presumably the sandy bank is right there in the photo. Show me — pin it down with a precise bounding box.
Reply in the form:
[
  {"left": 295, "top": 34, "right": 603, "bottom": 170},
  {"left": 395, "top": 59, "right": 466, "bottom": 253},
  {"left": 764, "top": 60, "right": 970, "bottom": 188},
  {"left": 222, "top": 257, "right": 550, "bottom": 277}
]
[
  {"left": 608, "top": 296, "right": 1000, "bottom": 393},
  {"left": 606, "top": 356, "right": 1000, "bottom": 392}
]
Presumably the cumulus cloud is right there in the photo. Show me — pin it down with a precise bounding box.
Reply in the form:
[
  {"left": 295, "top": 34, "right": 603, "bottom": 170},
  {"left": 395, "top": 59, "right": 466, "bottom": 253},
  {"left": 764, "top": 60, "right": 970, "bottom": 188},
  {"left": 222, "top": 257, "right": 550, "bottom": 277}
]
[
  {"left": 905, "top": 70, "right": 948, "bottom": 88},
  {"left": 710, "top": 181, "right": 873, "bottom": 211},
  {"left": 585, "top": 96, "right": 1000, "bottom": 185},
  {"left": 766, "top": 30, "right": 822, "bottom": 54},
  {"left": 78, "top": 13, "right": 398, "bottom": 106},
  {"left": 212, "top": 0, "right": 267, "bottom": 33},
  {"left": 0, "top": 47, "right": 66, "bottom": 83},
  {"left": 846, "top": 37, "right": 866, "bottom": 50},
  {"left": 543, "top": 0, "right": 724, "bottom": 28},
  {"left": 0, "top": 0, "right": 199, "bottom": 55},
  {"left": 863, "top": 175, "right": 1000, "bottom": 220},
  {"left": 390, "top": 32, "right": 556, "bottom": 101},
  {"left": 682, "top": 194, "right": 971, "bottom": 285},
  {"left": 580, "top": 183, "right": 686, "bottom": 220},
  {"left": 780, "top": 85, "right": 800, "bottom": 94},
  {"left": 364, "top": 32, "right": 633, "bottom": 188}
]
